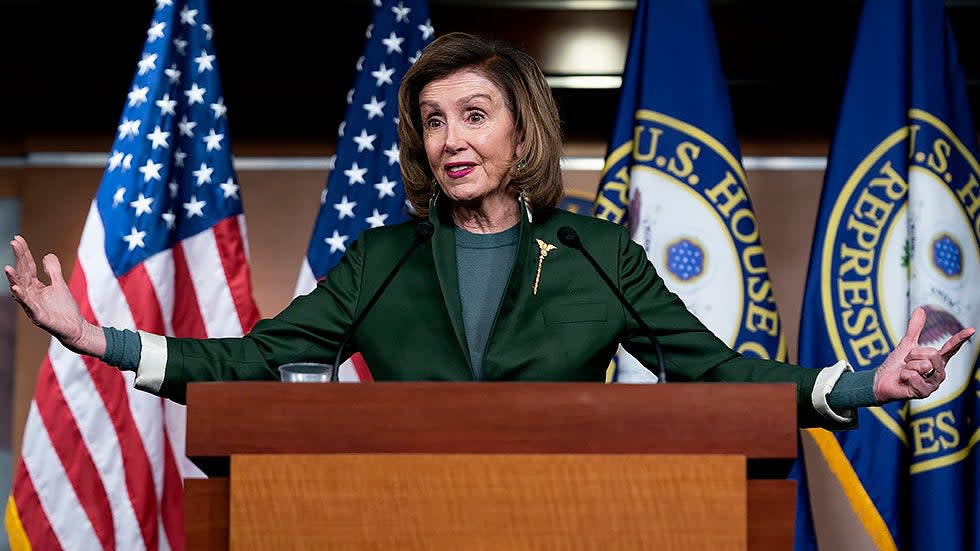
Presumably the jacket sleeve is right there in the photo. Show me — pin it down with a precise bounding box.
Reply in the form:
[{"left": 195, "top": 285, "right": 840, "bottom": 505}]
[{"left": 151, "top": 233, "right": 367, "bottom": 404}]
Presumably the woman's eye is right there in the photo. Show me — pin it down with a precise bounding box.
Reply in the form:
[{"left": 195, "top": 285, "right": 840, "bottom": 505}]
[
  {"left": 425, "top": 118, "right": 443, "bottom": 129},
  {"left": 467, "top": 112, "right": 486, "bottom": 124}
]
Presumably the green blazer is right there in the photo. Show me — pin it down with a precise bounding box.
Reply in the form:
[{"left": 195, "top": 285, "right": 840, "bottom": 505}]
[{"left": 155, "top": 205, "right": 847, "bottom": 429}]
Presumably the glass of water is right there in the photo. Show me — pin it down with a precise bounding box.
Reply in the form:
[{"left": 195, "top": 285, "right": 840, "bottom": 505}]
[{"left": 278, "top": 362, "right": 334, "bottom": 383}]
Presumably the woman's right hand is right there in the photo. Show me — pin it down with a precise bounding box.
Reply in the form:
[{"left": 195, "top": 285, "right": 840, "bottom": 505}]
[{"left": 5, "top": 235, "right": 106, "bottom": 358}]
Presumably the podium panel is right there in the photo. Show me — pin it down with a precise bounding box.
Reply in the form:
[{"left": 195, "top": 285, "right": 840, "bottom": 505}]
[
  {"left": 230, "top": 453, "right": 746, "bottom": 550},
  {"left": 184, "top": 382, "right": 798, "bottom": 550}
]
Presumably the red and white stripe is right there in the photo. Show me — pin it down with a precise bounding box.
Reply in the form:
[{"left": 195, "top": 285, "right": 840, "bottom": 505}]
[{"left": 8, "top": 202, "right": 260, "bottom": 550}]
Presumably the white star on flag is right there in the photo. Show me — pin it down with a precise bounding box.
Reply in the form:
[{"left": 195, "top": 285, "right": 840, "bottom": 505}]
[
  {"left": 147, "top": 21, "right": 166, "bottom": 42},
  {"left": 372, "top": 63, "right": 396, "bottom": 86},
  {"left": 383, "top": 143, "right": 400, "bottom": 165},
  {"left": 374, "top": 176, "right": 397, "bottom": 198},
  {"left": 194, "top": 49, "right": 215, "bottom": 73},
  {"left": 108, "top": 151, "right": 125, "bottom": 172},
  {"left": 325, "top": 230, "right": 349, "bottom": 253},
  {"left": 178, "top": 116, "right": 196, "bottom": 136},
  {"left": 363, "top": 96, "right": 386, "bottom": 119},
  {"left": 344, "top": 162, "right": 368, "bottom": 185},
  {"left": 129, "top": 193, "right": 155, "bottom": 216},
  {"left": 334, "top": 195, "right": 357, "bottom": 219},
  {"left": 210, "top": 97, "right": 227, "bottom": 119},
  {"left": 366, "top": 208, "right": 389, "bottom": 228},
  {"left": 192, "top": 162, "right": 214, "bottom": 185},
  {"left": 118, "top": 118, "right": 141, "bottom": 139},
  {"left": 219, "top": 178, "right": 239, "bottom": 199},
  {"left": 203, "top": 129, "right": 224, "bottom": 151},
  {"left": 382, "top": 32, "right": 404, "bottom": 54},
  {"left": 123, "top": 226, "right": 148, "bottom": 250},
  {"left": 183, "top": 195, "right": 206, "bottom": 217},
  {"left": 138, "top": 53, "right": 159, "bottom": 75},
  {"left": 139, "top": 159, "right": 164, "bottom": 182},
  {"left": 184, "top": 82, "right": 206, "bottom": 104},
  {"left": 353, "top": 129, "right": 377, "bottom": 152},
  {"left": 156, "top": 93, "right": 178, "bottom": 115},
  {"left": 128, "top": 85, "right": 150, "bottom": 107},
  {"left": 147, "top": 126, "right": 171, "bottom": 149}
]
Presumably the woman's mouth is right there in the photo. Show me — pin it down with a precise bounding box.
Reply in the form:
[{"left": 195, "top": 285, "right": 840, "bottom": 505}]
[{"left": 446, "top": 164, "right": 476, "bottom": 179}]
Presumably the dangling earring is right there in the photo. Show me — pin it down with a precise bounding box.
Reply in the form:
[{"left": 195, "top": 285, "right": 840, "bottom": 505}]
[
  {"left": 516, "top": 159, "right": 527, "bottom": 172},
  {"left": 428, "top": 180, "right": 440, "bottom": 211},
  {"left": 519, "top": 190, "right": 533, "bottom": 223}
]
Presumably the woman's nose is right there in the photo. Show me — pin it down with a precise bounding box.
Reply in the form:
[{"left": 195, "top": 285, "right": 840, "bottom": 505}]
[{"left": 443, "top": 123, "right": 467, "bottom": 152}]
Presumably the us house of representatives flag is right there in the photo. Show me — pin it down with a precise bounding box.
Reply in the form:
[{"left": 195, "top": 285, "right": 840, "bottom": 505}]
[
  {"left": 794, "top": 0, "right": 979, "bottom": 549},
  {"left": 593, "top": 0, "right": 786, "bottom": 382},
  {"left": 4, "top": 1, "right": 261, "bottom": 549},
  {"left": 293, "top": 0, "right": 433, "bottom": 382}
]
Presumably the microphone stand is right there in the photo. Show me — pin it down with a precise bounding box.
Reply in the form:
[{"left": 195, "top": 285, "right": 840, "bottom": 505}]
[
  {"left": 557, "top": 226, "right": 666, "bottom": 383},
  {"left": 330, "top": 221, "right": 434, "bottom": 382}
]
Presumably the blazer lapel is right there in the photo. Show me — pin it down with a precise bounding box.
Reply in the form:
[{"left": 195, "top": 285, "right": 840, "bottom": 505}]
[{"left": 429, "top": 205, "right": 472, "bottom": 372}]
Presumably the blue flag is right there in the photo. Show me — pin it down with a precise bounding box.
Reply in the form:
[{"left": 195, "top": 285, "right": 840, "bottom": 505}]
[
  {"left": 795, "top": 0, "right": 980, "bottom": 549},
  {"left": 295, "top": 0, "right": 433, "bottom": 295},
  {"left": 594, "top": 0, "right": 786, "bottom": 382}
]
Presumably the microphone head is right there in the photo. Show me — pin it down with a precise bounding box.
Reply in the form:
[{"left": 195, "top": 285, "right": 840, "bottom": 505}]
[
  {"left": 415, "top": 220, "right": 435, "bottom": 240},
  {"left": 557, "top": 226, "right": 581, "bottom": 248}
]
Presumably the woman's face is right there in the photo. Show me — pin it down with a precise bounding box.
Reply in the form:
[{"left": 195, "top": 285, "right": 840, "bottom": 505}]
[{"left": 419, "top": 69, "right": 524, "bottom": 208}]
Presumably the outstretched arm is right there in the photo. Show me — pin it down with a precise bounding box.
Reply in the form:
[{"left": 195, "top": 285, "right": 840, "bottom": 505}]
[
  {"left": 4, "top": 235, "right": 106, "bottom": 358},
  {"left": 873, "top": 306, "right": 975, "bottom": 402}
]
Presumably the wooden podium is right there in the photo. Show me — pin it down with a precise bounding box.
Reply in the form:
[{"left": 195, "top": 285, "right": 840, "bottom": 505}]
[{"left": 183, "top": 382, "right": 798, "bottom": 550}]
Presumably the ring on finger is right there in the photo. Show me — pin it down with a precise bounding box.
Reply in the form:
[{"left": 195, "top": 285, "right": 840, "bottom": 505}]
[{"left": 923, "top": 367, "right": 936, "bottom": 379}]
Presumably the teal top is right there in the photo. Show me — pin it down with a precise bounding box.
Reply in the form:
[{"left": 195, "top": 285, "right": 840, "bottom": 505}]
[{"left": 455, "top": 223, "right": 520, "bottom": 380}]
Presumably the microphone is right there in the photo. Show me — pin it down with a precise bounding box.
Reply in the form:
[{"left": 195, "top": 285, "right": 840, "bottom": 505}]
[
  {"left": 330, "top": 220, "right": 435, "bottom": 382},
  {"left": 557, "top": 226, "right": 666, "bottom": 383}
]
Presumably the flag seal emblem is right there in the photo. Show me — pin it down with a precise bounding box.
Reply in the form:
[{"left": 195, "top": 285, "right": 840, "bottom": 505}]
[
  {"left": 930, "top": 233, "right": 962, "bottom": 278},
  {"left": 664, "top": 237, "right": 707, "bottom": 282}
]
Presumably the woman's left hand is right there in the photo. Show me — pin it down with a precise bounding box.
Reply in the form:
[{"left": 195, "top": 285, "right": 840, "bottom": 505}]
[{"left": 873, "top": 306, "right": 975, "bottom": 403}]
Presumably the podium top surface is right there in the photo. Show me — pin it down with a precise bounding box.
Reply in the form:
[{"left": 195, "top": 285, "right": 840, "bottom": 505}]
[{"left": 185, "top": 381, "right": 797, "bottom": 460}]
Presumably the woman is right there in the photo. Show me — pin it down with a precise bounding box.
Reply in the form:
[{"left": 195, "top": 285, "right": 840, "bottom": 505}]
[{"left": 5, "top": 33, "right": 974, "bottom": 429}]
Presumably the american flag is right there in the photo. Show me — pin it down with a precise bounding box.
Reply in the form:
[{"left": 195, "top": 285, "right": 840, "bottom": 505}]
[
  {"left": 293, "top": 0, "right": 433, "bottom": 382},
  {"left": 5, "top": 1, "right": 260, "bottom": 549}
]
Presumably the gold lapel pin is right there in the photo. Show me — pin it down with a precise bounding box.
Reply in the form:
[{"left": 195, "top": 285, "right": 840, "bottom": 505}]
[{"left": 533, "top": 238, "right": 558, "bottom": 295}]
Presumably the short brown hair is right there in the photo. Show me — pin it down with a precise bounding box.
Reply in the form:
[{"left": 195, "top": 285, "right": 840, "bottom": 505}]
[{"left": 398, "top": 32, "right": 565, "bottom": 218}]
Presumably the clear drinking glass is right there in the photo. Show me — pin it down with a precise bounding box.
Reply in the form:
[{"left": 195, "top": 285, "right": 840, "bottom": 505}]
[{"left": 277, "top": 362, "right": 334, "bottom": 383}]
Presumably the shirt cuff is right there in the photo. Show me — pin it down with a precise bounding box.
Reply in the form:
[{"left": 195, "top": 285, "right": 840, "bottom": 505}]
[
  {"left": 134, "top": 331, "right": 168, "bottom": 394},
  {"left": 812, "top": 359, "right": 856, "bottom": 424}
]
